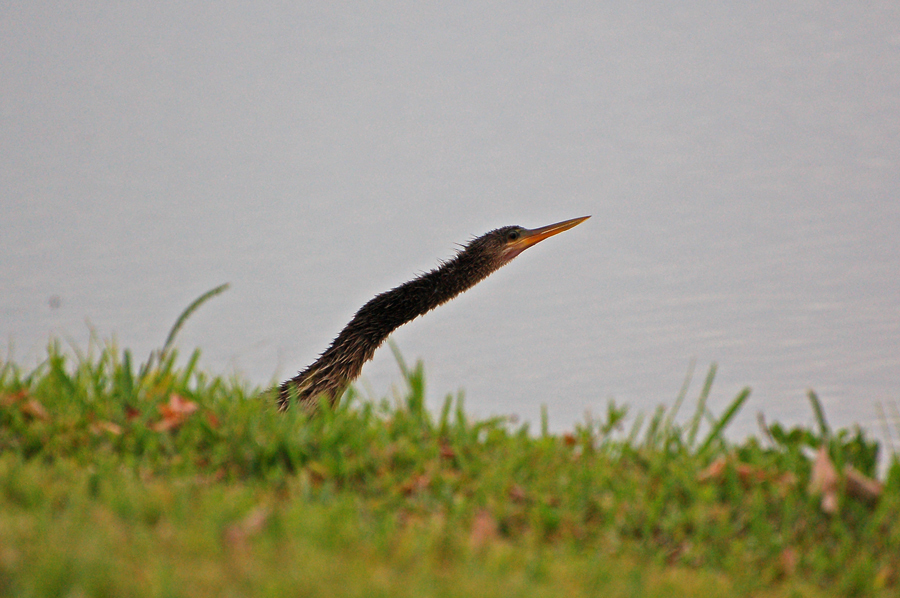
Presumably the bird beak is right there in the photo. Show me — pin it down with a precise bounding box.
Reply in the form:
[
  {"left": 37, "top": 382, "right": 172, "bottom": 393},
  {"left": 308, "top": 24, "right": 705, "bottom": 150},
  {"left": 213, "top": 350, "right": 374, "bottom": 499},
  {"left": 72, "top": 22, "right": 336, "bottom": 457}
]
[{"left": 505, "top": 215, "right": 590, "bottom": 260}]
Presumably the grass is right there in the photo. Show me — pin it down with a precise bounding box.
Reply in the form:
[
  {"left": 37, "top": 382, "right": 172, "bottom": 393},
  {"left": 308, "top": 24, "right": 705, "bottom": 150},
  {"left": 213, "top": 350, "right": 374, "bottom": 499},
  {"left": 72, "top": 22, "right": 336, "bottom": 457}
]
[{"left": 0, "top": 290, "right": 898, "bottom": 597}]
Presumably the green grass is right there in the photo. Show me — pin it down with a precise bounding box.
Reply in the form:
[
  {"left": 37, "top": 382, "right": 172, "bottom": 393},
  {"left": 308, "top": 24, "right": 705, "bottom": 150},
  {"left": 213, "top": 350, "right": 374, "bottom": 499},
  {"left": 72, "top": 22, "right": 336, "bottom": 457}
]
[{"left": 0, "top": 292, "right": 898, "bottom": 596}]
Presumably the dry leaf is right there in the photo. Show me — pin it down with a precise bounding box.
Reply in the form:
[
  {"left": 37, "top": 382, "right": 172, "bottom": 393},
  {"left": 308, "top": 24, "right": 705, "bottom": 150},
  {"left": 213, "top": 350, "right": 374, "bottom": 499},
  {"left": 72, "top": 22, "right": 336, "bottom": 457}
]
[
  {"left": 21, "top": 398, "right": 49, "bottom": 421},
  {"left": 775, "top": 472, "right": 799, "bottom": 497},
  {"left": 844, "top": 465, "right": 883, "bottom": 502},
  {"left": 400, "top": 473, "right": 431, "bottom": 495},
  {"left": 875, "top": 564, "right": 896, "bottom": 590},
  {"left": 697, "top": 456, "right": 727, "bottom": 482},
  {"left": 151, "top": 394, "right": 198, "bottom": 431},
  {"left": 808, "top": 446, "right": 839, "bottom": 514},
  {"left": 305, "top": 462, "right": 328, "bottom": 486},
  {"left": 205, "top": 411, "right": 221, "bottom": 429},
  {"left": 735, "top": 463, "right": 768, "bottom": 484},
  {"left": 439, "top": 442, "right": 455, "bottom": 460},
  {"left": 508, "top": 483, "right": 528, "bottom": 503},
  {"left": 779, "top": 547, "right": 798, "bottom": 576},
  {"left": 1, "top": 390, "right": 28, "bottom": 407},
  {"left": 698, "top": 456, "right": 790, "bottom": 490},
  {"left": 90, "top": 421, "right": 123, "bottom": 436},
  {"left": 242, "top": 507, "right": 269, "bottom": 534},
  {"left": 469, "top": 509, "right": 498, "bottom": 550},
  {"left": 224, "top": 506, "right": 270, "bottom": 552}
]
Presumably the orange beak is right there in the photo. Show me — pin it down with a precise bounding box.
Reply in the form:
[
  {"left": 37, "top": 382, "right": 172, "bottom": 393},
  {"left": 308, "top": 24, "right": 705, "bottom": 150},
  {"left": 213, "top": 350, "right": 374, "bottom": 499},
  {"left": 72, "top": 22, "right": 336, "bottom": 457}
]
[{"left": 504, "top": 215, "right": 590, "bottom": 261}]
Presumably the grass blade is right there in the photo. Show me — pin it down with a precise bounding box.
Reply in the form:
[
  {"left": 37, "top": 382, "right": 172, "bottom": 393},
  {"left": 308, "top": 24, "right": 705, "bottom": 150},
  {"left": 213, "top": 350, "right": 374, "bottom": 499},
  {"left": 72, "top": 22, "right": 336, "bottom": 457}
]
[
  {"left": 807, "top": 389, "right": 830, "bottom": 441},
  {"left": 687, "top": 363, "right": 717, "bottom": 448},
  {"left": 697, "top": 387, "right": 752, "bottom": 456},
  {"left": 664, "top": 358, "right": 695, "bottom": 433},
  {"left": 162, "top": 283, "right": 230, "bottom": 356},
  {"left": 389, "top": 340, "right": 409, "bottom": 379}
]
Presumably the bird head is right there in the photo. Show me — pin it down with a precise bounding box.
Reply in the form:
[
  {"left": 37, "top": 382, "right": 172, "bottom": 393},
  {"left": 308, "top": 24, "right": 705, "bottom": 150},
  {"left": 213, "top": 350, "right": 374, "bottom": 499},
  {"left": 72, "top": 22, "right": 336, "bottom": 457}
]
[{"left": 493, "top": 216, "right": 590, "bottom": 264}]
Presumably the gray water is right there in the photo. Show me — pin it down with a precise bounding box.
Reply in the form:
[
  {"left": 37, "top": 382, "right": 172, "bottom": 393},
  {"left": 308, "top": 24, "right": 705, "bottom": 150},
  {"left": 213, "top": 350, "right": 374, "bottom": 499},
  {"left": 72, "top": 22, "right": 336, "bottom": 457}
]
[{"left": 3, "top": 2, "right": 899, "bottom": 442}]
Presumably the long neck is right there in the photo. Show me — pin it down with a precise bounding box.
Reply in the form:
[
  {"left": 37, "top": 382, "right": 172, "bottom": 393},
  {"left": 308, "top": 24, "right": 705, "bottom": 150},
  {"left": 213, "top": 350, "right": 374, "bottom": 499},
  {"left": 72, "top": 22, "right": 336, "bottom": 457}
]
[{"left": 279, "top": 245, "right": 499, "bottom": 408}]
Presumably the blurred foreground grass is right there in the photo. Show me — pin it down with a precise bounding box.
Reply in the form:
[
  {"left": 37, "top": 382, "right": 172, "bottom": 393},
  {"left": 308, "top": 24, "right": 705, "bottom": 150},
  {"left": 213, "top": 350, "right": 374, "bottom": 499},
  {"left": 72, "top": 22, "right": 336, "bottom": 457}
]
[
  {"left": 1, "top": 338, "right": 897, "bottom": 598},
  {"left": 0, "top": 286, "right": 897, "bottom": 596}
]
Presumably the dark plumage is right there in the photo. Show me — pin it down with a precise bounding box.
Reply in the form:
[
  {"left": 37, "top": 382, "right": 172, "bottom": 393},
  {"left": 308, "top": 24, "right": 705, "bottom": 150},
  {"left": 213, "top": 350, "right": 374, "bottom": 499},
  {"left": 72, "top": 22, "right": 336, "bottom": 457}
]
[{"left": 277, "top": 216, "right": 589, "bottom": 411}]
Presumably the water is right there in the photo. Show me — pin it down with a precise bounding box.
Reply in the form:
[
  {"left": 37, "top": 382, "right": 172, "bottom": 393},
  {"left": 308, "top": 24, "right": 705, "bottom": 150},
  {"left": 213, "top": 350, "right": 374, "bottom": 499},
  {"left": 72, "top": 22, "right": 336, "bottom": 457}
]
[{"left": 2, "top": 2, "right": 899, "bottom": 442}]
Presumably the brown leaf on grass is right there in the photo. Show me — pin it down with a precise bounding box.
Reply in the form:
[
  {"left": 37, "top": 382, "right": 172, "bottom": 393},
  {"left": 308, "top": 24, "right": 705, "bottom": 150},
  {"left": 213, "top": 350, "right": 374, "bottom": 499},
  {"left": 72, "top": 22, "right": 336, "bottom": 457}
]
[
  {"left": 698, "top": 456, "right": 799, "bottom": 493},
  {"left": 205, "top": 411, "right": 221, "bottom": 429},
  {"left": 124, "top": 406, "right": 141, "bottom": 421},
  {"left": 439, "top": 442, "right": 455, "bottom": 460},
  {"left": 400, "top": 473, "right": 431, "bottom": 496},
  {"left": 735, "top": 462, "right": 768, "bottom": 484},
  {"left": 150, "top": 394, "right": 198, "bottom": 431},
  {"left": 305, "top": 462, "right": 328, "bottom": 486},
  {"left": 775, "top": 472, "right": 799, "bottom": 497},
  {"left": 90, "top": 421, "right": 123, "bottom": 436},
  {"left": 665, "top": 541, "right": 693, "bottom": 565},
  {"left": 224, "top": 506, "right": 270, "bottom": 553},
  {"left": 469, "top": 509, "right": 498, "bottom": 550},
  {"left": 808, "top": 446, "right": 839, "bottom": 514},
  {"left": 508, "top": 483, "right": 528, "bottom": 503},
  {"left": 1, "top": 390, "right": 28, "bottom": 407},
  {"left": 844, "top": 465, "right": 883, "bottom": 502},
  {"left": 562, "top": 433, "right": 577, "bottom": 446},
  {"left": 21, "top": 398, "right": 49, "bottom": 421},
  {"left": 697, "top": 456, "right": 727, "bottom": 482},
  {"left": 875, "top": 564, "right": 896, "bottom": 590},
  {"left": 779, "top": 547, "right": 798, "bottom": 576}
]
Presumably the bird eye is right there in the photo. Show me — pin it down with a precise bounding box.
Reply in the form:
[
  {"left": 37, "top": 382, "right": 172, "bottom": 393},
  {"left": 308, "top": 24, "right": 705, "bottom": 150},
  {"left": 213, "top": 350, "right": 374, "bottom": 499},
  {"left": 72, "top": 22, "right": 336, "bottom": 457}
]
[{"left": 507, "top": 230, "right": 520, "bottom": 241}]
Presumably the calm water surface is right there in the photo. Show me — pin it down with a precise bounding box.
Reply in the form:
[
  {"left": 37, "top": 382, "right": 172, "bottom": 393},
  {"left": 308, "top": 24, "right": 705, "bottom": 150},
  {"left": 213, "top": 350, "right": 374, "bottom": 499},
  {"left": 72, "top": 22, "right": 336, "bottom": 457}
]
[{"left": 2, "top": 3, "right": 899, "bottom": 444}]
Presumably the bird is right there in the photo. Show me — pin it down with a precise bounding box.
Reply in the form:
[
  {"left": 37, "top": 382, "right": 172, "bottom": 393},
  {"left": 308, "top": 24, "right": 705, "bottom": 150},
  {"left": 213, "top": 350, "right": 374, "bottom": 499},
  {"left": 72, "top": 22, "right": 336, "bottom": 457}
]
[{"left": 277, "top": 215, "right": 590, "bottom": 411}]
